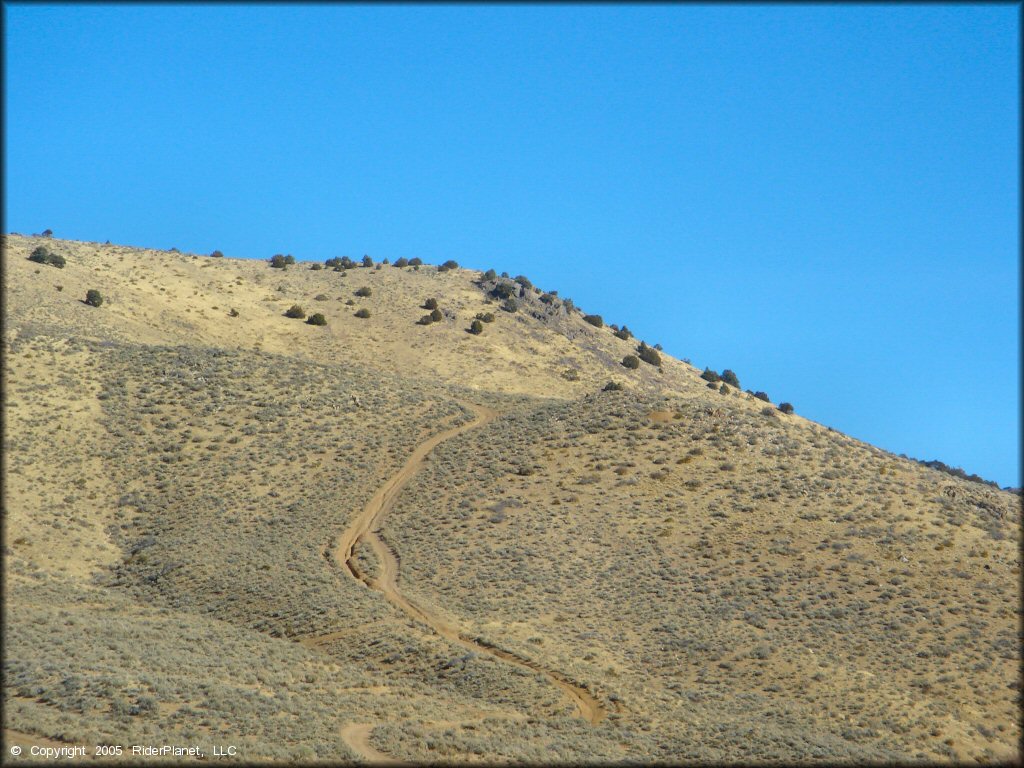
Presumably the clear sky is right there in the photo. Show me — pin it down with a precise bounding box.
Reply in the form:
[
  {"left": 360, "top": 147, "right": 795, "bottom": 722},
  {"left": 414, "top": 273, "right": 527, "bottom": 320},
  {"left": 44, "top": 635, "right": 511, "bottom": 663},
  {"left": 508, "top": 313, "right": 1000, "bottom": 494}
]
[{"left": 4, "top": 4, "right": 1019, "bottom": 487}]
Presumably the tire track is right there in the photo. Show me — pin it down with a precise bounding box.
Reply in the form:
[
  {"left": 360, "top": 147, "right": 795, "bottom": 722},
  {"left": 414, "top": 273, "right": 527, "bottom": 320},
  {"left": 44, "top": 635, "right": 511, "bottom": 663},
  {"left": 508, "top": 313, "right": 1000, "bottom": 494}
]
[{"left": 333, "top": 403, "right": 607, "bottom": 729}]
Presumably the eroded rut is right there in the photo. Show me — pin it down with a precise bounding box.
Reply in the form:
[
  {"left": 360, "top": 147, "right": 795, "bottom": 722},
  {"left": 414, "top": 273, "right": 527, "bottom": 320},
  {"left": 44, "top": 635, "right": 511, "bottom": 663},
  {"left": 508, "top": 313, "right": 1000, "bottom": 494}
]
[{"left": 334, "top": 403, "right": 606, "bottom": 760}]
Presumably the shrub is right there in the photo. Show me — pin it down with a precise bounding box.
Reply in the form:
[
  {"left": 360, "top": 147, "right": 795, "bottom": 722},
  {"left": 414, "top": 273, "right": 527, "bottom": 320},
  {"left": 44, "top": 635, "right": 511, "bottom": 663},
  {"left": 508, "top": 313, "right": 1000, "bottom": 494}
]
[
  {"left": 719, "top": 383, "right": 729, "bottom": 394},
  {"left": 355, "top": 286, "right": 372, "bottom": 297},
  {"left": 603, "top": 381, "right": 625, "bottom": 392},
  {"left": 210, "top": 250, "right": 224, "bottom": 258},
  {"left": 417, "top": 315, "right": 434, "bottom": 325},
  {"left": 476, "top": 312, "right": 495, "bottom": 323},
  {"left": 306, "top": 313, "right": 327, "bottom": 326},
  {"left": 430, "top": 308, "right": 443, "bottom": 322},
  {"left": 637, "top": 342, "right": 661, "bottom": 366},
  {"left": 491, "top": 282, "right": 517, "bottom": 300},
  {"left": 284, "top": 305, "right": 306, "bottom": 319},
  {"left": 314, "top": 294, "right": 329, "bottom": 301},
  {"left": 362, "top": 255, "right": 373, "bottom": 267},
  {"left": 583, "top": 314, "right": 603, "bottom": 328},
  {"left": 309, "top": 263, "right": 322, "bottom": 270},
  {"left": 28, "top": 246, "right": 50, "bottom": 264},
  {"left": 700, "top": 368, "right": 720, "bottom": 383},
  {"left": 614, "top": 326, "right": 632, "bottom": 340},
  {"left": 439, "top": 259, "right": 459, "bottom": 271},
  {"left": 514, "top": 275, "right": 533, "bottom": 289},
  {"left": 409, "top": 257, "right": 423, "bottom": 267},
  {"left": 501, "top": 298, "right": 518, "bottom": 313},
  {"left": 778, "top": 402, "right": 794, "bottom": 414},
  {"left": 424, "top": 298, "right": 438, "bottom": 310},
  {"left": 622, "top": 355, "right": 640, "bottom": 369},
  {"left": 28, "top": 246, "right": 64, "bottom": 268},
  {"left": 228, "top": 308, "right": 239, "bottom": 317},
  {"left": 85, "top": 289, "right": 103, "bottom": 307},
  {"left": 354, "top": 308, "right": 370, "bottom": 318},
  {"left": 707, "top": 382, "right": 719, "bottom": 390},
  {"left": 325, "top": 257, "right": 342, "bottom": 269},
  {"left": 562, "top": 368, "right": 580, "bottom": 381},
  {"left": 761, "top": 406, "right": 778, "bottom": 418},
  {"left": 539, "top": 292, "right": 557, "bottom": 305},
  {"left": 393, "top": 257, "right": 409, "bottom": 268},
  {"left": 469, "top": 319, "right": 484, "bottom": 335},
  {"left": 483, "top": 268, "right": 497, "bottom": 280},
  {"left": 721, "top": 369, "right": 740, "bottom": 388},
  {"left": 270, "top": 254, "right": 288, "bottom": 269},
  {"left": 753, "top": 391, "right": 770, "bottom": 402}
]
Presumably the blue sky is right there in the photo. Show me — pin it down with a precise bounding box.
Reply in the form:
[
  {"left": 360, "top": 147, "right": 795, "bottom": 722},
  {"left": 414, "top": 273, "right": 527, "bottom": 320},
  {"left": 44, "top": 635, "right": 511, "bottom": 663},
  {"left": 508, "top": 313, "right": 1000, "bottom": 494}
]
[{"left": 4, "top": 4, "right": 1019, "bottom": 487}]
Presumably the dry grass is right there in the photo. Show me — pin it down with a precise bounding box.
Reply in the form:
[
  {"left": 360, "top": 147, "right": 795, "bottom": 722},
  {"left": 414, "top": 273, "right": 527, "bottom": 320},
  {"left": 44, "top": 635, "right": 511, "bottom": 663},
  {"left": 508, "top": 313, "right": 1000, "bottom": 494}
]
[{"left": 3, "top": 234, "right": 1020, "bottom": 763}]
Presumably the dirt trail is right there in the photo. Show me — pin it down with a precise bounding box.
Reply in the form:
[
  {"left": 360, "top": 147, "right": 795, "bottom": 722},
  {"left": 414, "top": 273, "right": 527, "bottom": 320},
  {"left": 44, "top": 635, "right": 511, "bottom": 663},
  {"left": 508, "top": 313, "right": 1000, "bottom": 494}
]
[
  {"left": 340, "top": 723, "right": 409, "bottom": 765},
  {"left": 334, "top": 403, "right": 607, "bottom": 728}
]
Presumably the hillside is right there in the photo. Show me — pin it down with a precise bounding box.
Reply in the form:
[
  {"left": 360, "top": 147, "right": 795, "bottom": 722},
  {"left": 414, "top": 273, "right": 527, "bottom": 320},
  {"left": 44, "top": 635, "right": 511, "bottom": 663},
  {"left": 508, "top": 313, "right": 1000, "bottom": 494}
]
[{"left": 3, "top": 234, "right": 1020, "bottom": 763}]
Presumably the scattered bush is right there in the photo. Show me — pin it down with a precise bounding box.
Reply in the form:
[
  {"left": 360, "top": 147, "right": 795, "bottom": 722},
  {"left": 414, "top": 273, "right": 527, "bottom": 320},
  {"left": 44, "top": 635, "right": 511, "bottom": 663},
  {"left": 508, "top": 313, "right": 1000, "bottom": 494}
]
[
  {"left": 424, "top": 298, "right": 438, "bottom": 310},
  {"left": 514, "top": 275, "right": 533, "bottom": 289},
  {"left": 409, "top": 257, "right": 423, "bottom": 266},
  {"left": 603, "top": 381, "right": 625, "bottom": 392},
  {"left": 637, "top": 342, "right": 662, "bottom": 367},
  {"left": 228, "top": 308, "right": 239, "bottom": 317},
  {"left": 719, "top": 383, "right": 729, "bottom": 395},
  {"left": 753, "top": 391, "right": 770, "bottom": 402},
  {"left": 326, "top": 256, "right": 356, "bottom": 270},
  {"left": 393, "top": 257, "right": 410, "bottom": 268},
  {"left": 761, "top": 406, "right": 778, "bottom": 418},
  {"left": 583, "top": 314, "right": 604, "bottom": 328},
  {"left": 309, "top": 263, "right": 322, "bottom": 270},
  {"left": 438, "top": 259, "right": 459, "bottom": 271},
  {"left": 28, "top": 246, "right": 64, "bottom": 268},
  {"left": 778, "top": 402, "right": 794, "bottom": 414},
  {"left": 622, "top": 355, "right": 640, "bottom": 369},
  {"left": 562, "top": 368, "right": 580, "bottom": 381},
  {"left": 475, "top": 312, "right": 495, "bottom": 323},
  {"left": 429, "top": 308, "right": 443, "bottom": 322},
  {"left": 355, "top": 286, "right": 372, "bottom": 297},
  {"left": 417, "top": 315, "right": 434, "bottom": 325},
  {"left": 270, "top": 254, "right": 288, "bottom": 269},
  {"left": 362, "top": 255, "right": 373, "bottom": 267},
  {"left": 491, "top": 282, "right": 517, "bottom": 300},
  {"left": 707, "top": 382, "right": 719, "bottom": 390},
  {"left": 614, "top": 326, "right": 632, "bottom": 340},
  {"left": 469, "top": 319, "right": 484, "bottom": 335},
  {"left": 539, "top": 293, "right": 557, "bottom": 305},
  {"left": 306, "top": 313, "right": 327, "bottom": 326},
  {"left": 314, "top": 294, "right": 329, "bottom": 301},
  {"left": 721, "top": 369, "right": 740, "bottom": 388},
  {"left": 210, "top": 250, "right": 224, "bottom": 258},
  {"left": 85, "top": 289, "right": 103, "bottom": 307},
  {"left": 284, "top": 305, "right": 306, "bottom": 319},
  {"left": 501, "top": 298, "right": 518, "bottom": 313},
  {"left": 354, "top": 308, "right": 370, "bottom": 318},
  {"left": 700, "top": 368, "right": 720, "bottom": 383},
  {"left": 483, "top": 268, "right": 497, "bottom": 281}
]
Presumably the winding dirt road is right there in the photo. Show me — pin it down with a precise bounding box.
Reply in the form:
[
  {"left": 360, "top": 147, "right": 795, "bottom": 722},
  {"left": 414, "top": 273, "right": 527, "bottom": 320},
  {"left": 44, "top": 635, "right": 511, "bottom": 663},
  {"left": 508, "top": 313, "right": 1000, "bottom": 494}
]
[{"left": 335, "top": 403, "right": 605, "bottom": 761}]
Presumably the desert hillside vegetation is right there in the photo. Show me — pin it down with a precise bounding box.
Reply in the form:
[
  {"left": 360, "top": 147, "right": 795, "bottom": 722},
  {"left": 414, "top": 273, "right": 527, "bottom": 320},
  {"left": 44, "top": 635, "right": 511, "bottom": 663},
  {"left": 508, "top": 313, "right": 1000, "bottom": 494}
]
[{"left": 3, "top": 234, "right": 1020, "bottom": 763}]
